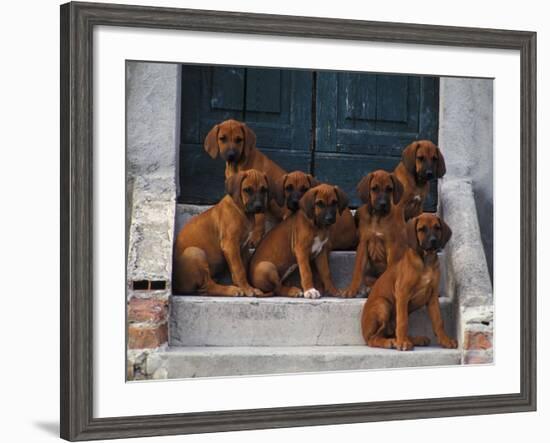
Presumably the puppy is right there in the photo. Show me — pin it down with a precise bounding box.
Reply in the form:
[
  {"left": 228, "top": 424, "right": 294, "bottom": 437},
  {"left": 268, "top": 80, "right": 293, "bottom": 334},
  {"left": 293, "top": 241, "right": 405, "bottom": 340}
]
[
  {"left": 249, "top": 184, "right": 348, "bottom": 298},
  {"left": 204, "top": 119, "right": 286, "bottom": 245},
  {"left": 361, "top": 213, "right": 457, "bottom": 351},
  {"left": 394, "top": 140, "right": 446, "bottom": 220},
  {"left": 274, "top": 171, "right": 319, "bottom": 218},
  {"left": 274, "top": 171, "right": 357, "bottom": 250},
  {"left": 173, "top": 170, "right": 269, "bottom": 297},
  {"left": 342, "top": 170, "right": 406, "bottom": 297}
]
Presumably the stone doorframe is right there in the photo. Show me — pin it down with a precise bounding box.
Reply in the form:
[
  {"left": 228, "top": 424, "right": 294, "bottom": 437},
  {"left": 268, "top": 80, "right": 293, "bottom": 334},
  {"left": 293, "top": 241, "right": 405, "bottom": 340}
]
[{"left": 124, "top": 63, "right": 494, "bottom": 379}]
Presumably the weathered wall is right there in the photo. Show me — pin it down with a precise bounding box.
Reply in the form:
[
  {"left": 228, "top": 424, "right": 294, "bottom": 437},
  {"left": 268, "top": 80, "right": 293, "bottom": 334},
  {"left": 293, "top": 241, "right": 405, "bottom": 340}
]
[
  {"left": 440, "top": 179, "right": 493, "bottom": 364},
  {"left": 438, "top": 78, "right": 493, "bottom": 279},
  {"left": 126, "top": 61, "right": 181, "bottom": 378},
  {"left": 126, "top": 62, "right": 180, "bottom": 180}
]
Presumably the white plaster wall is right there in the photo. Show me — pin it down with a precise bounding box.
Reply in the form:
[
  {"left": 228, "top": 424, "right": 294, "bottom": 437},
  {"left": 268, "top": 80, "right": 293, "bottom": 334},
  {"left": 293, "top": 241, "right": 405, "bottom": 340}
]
[
  {"left": 439, "top": 78, "right": 493, "bottom": 278},
  {"left": 126, "top": 62, "right": 180, "bottom": 180},
  {"left": 125, "top": 62, "right": 181, "bottom": 287}
]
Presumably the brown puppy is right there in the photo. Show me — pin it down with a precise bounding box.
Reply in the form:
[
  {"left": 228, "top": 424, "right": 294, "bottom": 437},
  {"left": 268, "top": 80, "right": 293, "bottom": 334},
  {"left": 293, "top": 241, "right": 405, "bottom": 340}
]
[
  {"left": 274, "top": 171, "right": 319, "bottom": 218},
  {"left": 274, "top": 171, "right": 357, "bottom": 250},
  {"left": 173, "top": 170, "right": 269, "bottom": 297},
  {"left": 204, "top": 119, "right": 286, "bottom": 245},
  {"left": 250, "top": 184, "right": 348, "bottom": 298},
  {"left": 361, "top": 213, "right": 457, "bottom": 351},
  {"left": 342, "top": 170, "right": 406, "bottom": 297},
  {"left": 394, "top": 140, "right": 446, "bottom": 220}
]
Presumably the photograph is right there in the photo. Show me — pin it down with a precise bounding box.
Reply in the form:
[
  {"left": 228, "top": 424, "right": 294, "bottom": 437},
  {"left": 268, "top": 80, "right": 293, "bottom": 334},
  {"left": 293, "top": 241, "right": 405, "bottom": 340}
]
[
  {"left": 126, "top": 62, "right": 494, "bottom": 381},
  {"left": 55, "top": 1, "right": 537, "bottom": 440}
]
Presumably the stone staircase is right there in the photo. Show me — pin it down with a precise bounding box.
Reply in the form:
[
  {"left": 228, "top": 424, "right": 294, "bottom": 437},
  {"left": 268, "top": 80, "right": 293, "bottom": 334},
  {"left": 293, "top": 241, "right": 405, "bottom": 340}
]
[{"left": 159, "top": 204, "right": 461, "bottom": 379}]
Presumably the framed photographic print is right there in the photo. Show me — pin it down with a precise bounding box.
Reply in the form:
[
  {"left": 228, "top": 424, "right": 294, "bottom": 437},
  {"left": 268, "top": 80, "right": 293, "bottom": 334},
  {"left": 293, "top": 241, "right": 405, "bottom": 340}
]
[{"left": 60, "top": 1, "right": 536, "bottom": 440}]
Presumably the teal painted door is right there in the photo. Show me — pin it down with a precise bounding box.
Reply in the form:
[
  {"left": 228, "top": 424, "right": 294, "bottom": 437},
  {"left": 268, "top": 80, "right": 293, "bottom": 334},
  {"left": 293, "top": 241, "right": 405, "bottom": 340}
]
[
  {"left": 314, "top": 73, "right": 439, "bottom": 208},
  {"left": 179, "top": 66, "right": 313, "bottom": 204},
  {"left": 179, "top": 66, "right": 439, "bottom": 209}
]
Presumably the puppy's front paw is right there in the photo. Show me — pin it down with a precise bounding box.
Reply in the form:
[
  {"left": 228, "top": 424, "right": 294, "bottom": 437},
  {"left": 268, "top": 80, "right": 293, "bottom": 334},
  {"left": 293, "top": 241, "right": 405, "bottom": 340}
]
[
  {"left": 439, "top": 336, "right": 458, "bottom": 349},
  {"left": 228, "top": 286, "right": 245, "bottom": 297},
  {"left": 303, "top": 288, "right": 321, "bottom": 299},
  {"left": 241, "top": 285, "right": 263, "bottom": 297},
  {"left": 286, "top": 286, "right": 303, "bottom": 298},
  {"left": 394, "top": 337, "right": 414, "bottom": 351},
  {"left": 341, "top": 287, "right": 358, "bottom": 298}
]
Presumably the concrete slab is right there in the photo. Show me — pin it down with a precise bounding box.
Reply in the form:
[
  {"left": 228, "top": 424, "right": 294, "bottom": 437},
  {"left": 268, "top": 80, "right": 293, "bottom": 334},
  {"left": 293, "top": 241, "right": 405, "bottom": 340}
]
[
  {"left": 172, "top": 250, "right": 447, "bottom": 295},
  {"left": 169, "top": 296, "right": 455, "bottom": 346},
  {"left": 156, "top": 345, "right": 461, "bottom": 379}
]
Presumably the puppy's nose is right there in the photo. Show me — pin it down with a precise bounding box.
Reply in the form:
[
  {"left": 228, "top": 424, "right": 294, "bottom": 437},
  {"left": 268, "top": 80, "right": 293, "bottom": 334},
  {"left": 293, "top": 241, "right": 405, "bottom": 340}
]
[
  {"left": 379, "top": 201, "right": 388, "bottom": 210},
  {"left": 253, "top": 202, "right": 264, "bottom": 213},
  {"left": 325, "top": 214, "right": 336, "bottom": 225},
  {"left": 429, "top": 237, "right": 438, "bottom": 248},
  {"left": 425, "top": 170, "right": 434, "bottom": 180},
  {"left": 226, "top": 149, "right": 237, "bottom": 162},
  {"left": 288, "top": 200, "right": 299, "bottom": 211}
]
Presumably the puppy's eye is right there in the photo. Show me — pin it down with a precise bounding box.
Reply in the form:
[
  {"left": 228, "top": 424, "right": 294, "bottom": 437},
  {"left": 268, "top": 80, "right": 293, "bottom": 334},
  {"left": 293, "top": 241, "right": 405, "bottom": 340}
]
[
  {"left": 316, "top": 201, "right": 325, "bottom": 208},
  {"left": 417, "top": 156, "right": 424, "bottom": 161},
  {"left": 260, "top": 186, "right": 267, "bottom": 193},
  {"left": 433, "top": 156, "right": 438, "bottom": 161},
  {"left": 330, "top": 200, "right": 337, "bottom": 206},
  {"left": 219, "top": 135, "right": 227, "bottom": 142},
  {"left": 418, "top": 226, "right": 428, "bottom": 232},
  {"left": 243, "top": 187, "right": 253, "bottom": 194},
  {"left": 371, "top": 185, "right": 379, "bottom": 192},
  {"left": 434, "top": 224, "right": 441, "bottom": 230},
  {"left": 386, "top": 186, "right": 393, "bottom": 193},
  {"left": 235, "top": 137, "right": 243, "bottom": 143},
  {"left": 285, "top": 185, "right": 293, "bottom": 192},
  {"left": 300, "top": 186, "right": 308, "bottom": 193}
]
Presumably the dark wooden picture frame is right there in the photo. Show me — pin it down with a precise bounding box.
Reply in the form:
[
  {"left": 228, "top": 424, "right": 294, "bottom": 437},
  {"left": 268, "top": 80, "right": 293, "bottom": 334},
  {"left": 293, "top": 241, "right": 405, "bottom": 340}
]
[{"left": 60, "top": 2, "right": 536, "bottom": 440}]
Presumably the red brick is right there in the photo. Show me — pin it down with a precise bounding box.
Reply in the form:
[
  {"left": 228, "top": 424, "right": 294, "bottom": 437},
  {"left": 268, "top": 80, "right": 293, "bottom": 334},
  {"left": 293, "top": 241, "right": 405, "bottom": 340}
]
[
  {"left": 464, "top": 352, "right": 493, "bottom": 365},
  {"left": 464, "top": 331, "right": 493, "bottom": 350},
  {"left": 128, "top": 323, "right": 168, "bottom": 349},
  {"left": 128, "top": 298, "right": 168, "bottom": 323}
]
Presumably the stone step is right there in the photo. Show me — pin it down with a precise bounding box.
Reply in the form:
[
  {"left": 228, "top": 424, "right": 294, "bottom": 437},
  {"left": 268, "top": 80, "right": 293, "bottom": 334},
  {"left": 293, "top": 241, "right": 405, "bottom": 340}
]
[
  {"left": 173, "top": 250, "right": 447, "bottom": 296},
  {"left": 169, "top": 295, "right": 455, "bottom": 346},
  {"left": 153, "top": 345, "right": 462, "bottom": 379}
]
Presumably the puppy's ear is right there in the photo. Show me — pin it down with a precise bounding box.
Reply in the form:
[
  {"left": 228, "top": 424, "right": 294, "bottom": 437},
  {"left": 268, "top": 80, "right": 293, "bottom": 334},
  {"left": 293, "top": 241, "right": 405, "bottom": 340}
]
[
  {"left": 306, "top": 174, "right": 320, "bottom": 188},
  {"left": 436, "top": 147, "right": 447, "bottom": 178},
  {"left": 390, "top": 174, "right": 404, "bottom": 205},
  {"left": 273, "top": 174, "right": 287, "bottom": 206},
  {"left": 204, "top": 124, "right": 219, "bottom": 159},
  {"left": 300, "top": 188, "right": 317, "bottom": 220},
  {"left": 406, "top": 217, "right": 419, "bottom": 249},
  {"left": 225, "top": 171, "right": 246, "bottom": 206},
  {"left": 262, "top": 172, "right": 270, "bottom": 205},
  {"left": 357, "top": 173, "right": 373, "bottom": 207},
  {"left": 241, "top": 122, "right": 257, "bottom": 157},
  {"left": 334, "top": 186, "right": 349, "bottom": 215},
  {"left": 439, "top": 217, "right": 452, "bottom": 248},
  {"left": 402, "top": 142, "right": 418, "bottom": 174}
]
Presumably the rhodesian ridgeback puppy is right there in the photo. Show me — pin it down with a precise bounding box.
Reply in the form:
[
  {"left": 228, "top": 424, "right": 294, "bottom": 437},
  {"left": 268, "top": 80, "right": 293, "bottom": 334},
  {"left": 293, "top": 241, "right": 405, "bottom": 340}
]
[
  {"left": 394, "top": 140, "right": 446, "bottom": 220},
  {"left": 274, "top": 171, "right": 357, "bottom": 250},
  {"left": 249, "top": 184, "right": 349, "bottom": 298},
  {"left": 173, "top": 170, "right": 269, "bottom": 297},
  {"left": 361, "top": 213, "right": 457, "bottom": 351},
  {"left": 204, "top": 119, "right": 286, "bottom": 246},
  {"left": 342, "top": 170, "right": 406, "bottom": 297}
]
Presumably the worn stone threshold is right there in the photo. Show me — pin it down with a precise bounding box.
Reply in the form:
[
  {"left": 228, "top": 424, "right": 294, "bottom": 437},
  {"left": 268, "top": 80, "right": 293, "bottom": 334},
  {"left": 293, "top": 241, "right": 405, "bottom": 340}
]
[{"left": 153, "top": 345, "right": 462, "bottom": 379}]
